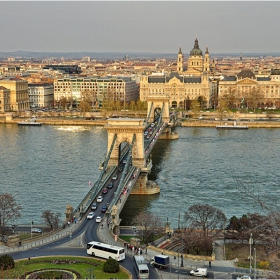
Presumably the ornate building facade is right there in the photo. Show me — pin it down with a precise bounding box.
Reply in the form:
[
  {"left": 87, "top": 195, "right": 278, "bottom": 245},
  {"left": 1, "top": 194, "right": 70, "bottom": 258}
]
[
  {"left": 219, "top": 69, "right": 280, "bottom": 109},
  {"left": 0, "top": 78, "right": 29, "bottom": 111},
  {"left": 140, "top": 38, "right": 215, "bottom": 108}
]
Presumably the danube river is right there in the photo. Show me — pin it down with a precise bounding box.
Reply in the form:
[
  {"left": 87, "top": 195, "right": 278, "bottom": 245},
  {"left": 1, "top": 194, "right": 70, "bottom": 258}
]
[{"left": 1, "top": 123, "right": 279, "bottom": 228}]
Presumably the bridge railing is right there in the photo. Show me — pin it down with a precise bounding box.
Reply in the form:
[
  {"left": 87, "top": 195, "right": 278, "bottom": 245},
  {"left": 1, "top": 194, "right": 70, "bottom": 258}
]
[{"left": 74, "top": 134, "right": 117, "bottom": 216}]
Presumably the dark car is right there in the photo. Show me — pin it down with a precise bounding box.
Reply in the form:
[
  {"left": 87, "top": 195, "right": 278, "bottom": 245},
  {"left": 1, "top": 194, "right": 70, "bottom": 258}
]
[
  {"left": 102, "top": 187, "right": 108, "bottom": 194},
  {"left": 108, "top": 182, "right": 113, "bottom": 189},
  {"left": 101, "top": 205, "right": 107, "bottom": 212},
  {"left": 118, "top": 167, "right": 123, "bottom": 172}
]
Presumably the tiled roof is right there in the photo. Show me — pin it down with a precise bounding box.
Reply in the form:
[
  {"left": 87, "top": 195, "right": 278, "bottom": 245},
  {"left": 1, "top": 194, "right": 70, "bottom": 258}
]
[
  {"left": 257, "top": 77, "right": 270, "bottom": 81},
  {"left": 223, "top": 76, "right": 236, "bottom": 81},
  {"left": 148, "top": 72, "right": 201, "bottom": 84}
]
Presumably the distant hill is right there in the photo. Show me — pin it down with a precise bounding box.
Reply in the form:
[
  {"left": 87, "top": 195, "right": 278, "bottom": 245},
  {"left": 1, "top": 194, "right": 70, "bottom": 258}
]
[{"left": 0, "top": 51, "right": 280, "bottom": 60}]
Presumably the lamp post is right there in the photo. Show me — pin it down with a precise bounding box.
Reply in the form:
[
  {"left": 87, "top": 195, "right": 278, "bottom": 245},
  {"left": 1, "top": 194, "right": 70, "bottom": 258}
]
[
  {"left": 31, "top": 221, "right": 34, "bottom": 239},
  {"left": 249, "top": 234, "right": 253, "bottom": 274},
  {"left": 254, "top": 247, "right": 257, "bottom": 280}
]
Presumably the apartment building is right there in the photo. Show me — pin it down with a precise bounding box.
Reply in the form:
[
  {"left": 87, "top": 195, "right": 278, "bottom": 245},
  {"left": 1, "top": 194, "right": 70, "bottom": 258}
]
[
  {"left": 53, "top": 76, "right": 139, "bottom": 107},
  {"left": 0, "top": 78, "right": 29, "bottom": 111},
  {"left": 28, "top": 83, "right": 54, "bottom": 108},
  {"left": 0, "top": 86, "right": 10, "bottom": 112}
]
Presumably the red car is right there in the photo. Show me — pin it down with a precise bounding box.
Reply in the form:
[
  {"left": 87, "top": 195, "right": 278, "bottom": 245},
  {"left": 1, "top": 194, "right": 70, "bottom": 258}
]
[{"left": 102, "top": 187, "right": 108, "bottom": 194}]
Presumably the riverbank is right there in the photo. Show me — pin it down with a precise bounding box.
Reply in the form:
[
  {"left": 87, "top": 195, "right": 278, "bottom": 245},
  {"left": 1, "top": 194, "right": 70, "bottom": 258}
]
[
  {"left": 178, "top": 119, "right": 280, "bottom": 128},
  {"left": 2, "top": 116, "right": 280, "bottom": 128}
]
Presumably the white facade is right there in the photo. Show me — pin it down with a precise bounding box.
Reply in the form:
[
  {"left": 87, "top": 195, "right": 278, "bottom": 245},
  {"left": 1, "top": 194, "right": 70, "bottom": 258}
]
[
  {"left": 53, "top": 76, "right": 139, "bottom": 107},
  {"left": 28, "top": 83, "right": 54, "bottom": 108}
]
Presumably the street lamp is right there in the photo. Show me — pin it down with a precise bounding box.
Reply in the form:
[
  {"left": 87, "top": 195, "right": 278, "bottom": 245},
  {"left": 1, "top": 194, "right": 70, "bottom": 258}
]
[
  {"left": 31, "top": 221, "right": 34, "bottom": 239},
  {"left": 249, "top": 234, "right": 253, "bottom": 274},
  {"left": 254, "top": 247, "right": 257, "bottom": 280}
]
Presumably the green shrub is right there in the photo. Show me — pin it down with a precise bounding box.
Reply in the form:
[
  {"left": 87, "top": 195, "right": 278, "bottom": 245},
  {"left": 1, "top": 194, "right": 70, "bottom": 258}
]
[
  {"left": 0, "top": 254, "right": 15, "bottom": 270},
  {"left": 103, "top": 258, "right": 119, "bottom": 273}
]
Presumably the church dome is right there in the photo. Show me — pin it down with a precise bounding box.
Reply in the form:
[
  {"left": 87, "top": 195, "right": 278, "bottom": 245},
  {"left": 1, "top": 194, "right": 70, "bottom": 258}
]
[{"left": 190, "top": 38, "right": 202, "bottom": 56}]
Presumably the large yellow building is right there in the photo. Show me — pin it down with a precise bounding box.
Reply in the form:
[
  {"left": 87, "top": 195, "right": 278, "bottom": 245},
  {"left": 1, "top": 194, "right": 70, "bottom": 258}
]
[
  {"left": 140, "top": 38, "right": 214, "bottom": 108},
  {"left": 219, "top": 69, "right": 280, "bottom": 109},
  {"left": 0, "top": 78, "right": 29, "bottom": 111}
]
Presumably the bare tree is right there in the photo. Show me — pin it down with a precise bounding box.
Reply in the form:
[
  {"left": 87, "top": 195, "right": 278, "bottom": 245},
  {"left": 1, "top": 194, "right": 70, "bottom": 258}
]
[
  {"left": 247, "top": 88, "right": 264, "bottom": 111},
  {"left": 41, "top": 210, "right": 61, "bottom": 230},
  {"left": 132, "top": 211, "right": 163, "bottom": 244},
  {"left": 235, "top": 178, "right": 280, "bottom": 277},
  {"left": 190, "top": 99, "right": 201, "bottom": 119},
  {"left": 184, "top": 203, "right": 227, "bottom": 238},
  {"left": 0, "top": 194, "right": 22, "bottom": 233},
  {"left": 216, "top": 97, "right": 229, "bottom": 121}
]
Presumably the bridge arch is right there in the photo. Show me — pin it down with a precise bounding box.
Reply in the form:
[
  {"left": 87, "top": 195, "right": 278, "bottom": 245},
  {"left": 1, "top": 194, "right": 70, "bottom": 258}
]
[
  {"left": 105, "top": 118, "right": 146, "bottom": 168},
  {"left": 146, "top": 96, "right": 170, "bottom": 123}
]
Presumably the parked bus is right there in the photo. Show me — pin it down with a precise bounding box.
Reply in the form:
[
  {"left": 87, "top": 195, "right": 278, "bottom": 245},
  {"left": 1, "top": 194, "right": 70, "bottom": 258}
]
[
  {"left": 86, "top": 241, "right": 125, "bottom": 261},
  {"left": 133, "top": 255, "right": 149, "bottom": 279}
]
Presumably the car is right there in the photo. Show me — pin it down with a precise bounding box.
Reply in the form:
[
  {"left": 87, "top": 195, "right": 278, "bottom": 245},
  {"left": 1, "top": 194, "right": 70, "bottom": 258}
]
[
  {"left": 96, "top": 216, "right": 102, "bottom": 223},
  {"left": 97, "top": 196, "right": 103, "bottom": 202},
  {"left": 31, "top": 228, "right": 42, "bottom": 233},
  {"left": 102, "top": 187, "right": 108, "bottom": 194},
  {"left": 118, "top": 167, "right": 123, "bottom": 172},
  {"left": 122, "top": 159, "right": 127, "bottom": 164},
  {"left": 101, "top": 205, "right": 107, "bottom": 212},
  {"left": 237, "top": 276, "right": 251, "bottom": 280},
  {"left": 87, "top": 212, "right": 95, "bottom": 219},
  {"left": 91, "top": 203, "right": 97, "bottom": 210},
  {"left": 112, "top": 175, "right": 118, "bottom": 180},
  {"left": 108, "top": 182, "right": 113, "bottom": 189},
  {"left": 190, "top": 268, "right": 207, "bottom": 277}
]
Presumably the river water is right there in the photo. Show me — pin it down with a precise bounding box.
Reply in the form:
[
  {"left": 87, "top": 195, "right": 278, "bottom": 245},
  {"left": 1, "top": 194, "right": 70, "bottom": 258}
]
[{"left": 1, "top": 124, "right": 279, "bottom": 228}]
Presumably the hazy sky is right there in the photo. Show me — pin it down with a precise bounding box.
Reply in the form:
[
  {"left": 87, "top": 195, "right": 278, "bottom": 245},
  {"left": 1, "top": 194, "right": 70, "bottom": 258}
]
[{"left": 1, "top": 1, "right": 280, "bottom": 54}]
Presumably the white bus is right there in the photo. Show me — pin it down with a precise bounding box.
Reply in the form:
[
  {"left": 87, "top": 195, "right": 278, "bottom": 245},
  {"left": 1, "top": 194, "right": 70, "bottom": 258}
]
[
  {"left": 133, "top": 255, "right": 149, "bottom": 279},
  {"left": 86, "top": 241, "right": 125, "bottom": 261}
]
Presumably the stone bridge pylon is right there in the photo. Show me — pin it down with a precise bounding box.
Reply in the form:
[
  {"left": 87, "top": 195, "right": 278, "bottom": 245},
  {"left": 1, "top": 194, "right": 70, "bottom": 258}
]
[
  {"left": 106, "top": 118, "right": 146, "bottom": 168},
  {"left": 146, "top": 96, "right": 170, "bottom": 123},
  {"left": 105, "top": 118, "right": 159, "bottom": 194}
]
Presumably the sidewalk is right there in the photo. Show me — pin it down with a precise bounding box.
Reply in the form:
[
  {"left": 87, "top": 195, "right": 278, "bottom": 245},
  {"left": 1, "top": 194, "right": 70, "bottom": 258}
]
[{"left": 0, "top": 221, "right": 82, "bottom": 254}]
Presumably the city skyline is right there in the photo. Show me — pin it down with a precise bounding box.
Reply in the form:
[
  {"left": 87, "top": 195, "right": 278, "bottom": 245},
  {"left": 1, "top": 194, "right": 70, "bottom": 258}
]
[{"left": 1, "top": 1, "right": 280, "bottom": 54}]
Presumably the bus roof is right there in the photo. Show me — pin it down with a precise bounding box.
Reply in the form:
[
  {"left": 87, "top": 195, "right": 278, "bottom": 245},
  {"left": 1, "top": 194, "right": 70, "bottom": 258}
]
[
  {"left": 134, "top": 255, "right": 147, "bottom": 263},
  {"left": 87, "top": 241, "right": 123, "bottom": 250}
]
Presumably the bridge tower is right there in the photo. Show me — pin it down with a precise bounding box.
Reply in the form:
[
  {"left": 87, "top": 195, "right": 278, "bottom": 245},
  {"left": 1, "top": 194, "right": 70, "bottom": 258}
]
[
  {"left": 146, "top": 96, "right": 170, "bottom": 123},
  {"left": 146, "top": 95, "right": 179, "bottom": 140},
  {"left": 106, "top": 118, "right": 146, "bottom": 167},
  {"left": 105, "top": 118, "right": 158, "bottom": 194}
]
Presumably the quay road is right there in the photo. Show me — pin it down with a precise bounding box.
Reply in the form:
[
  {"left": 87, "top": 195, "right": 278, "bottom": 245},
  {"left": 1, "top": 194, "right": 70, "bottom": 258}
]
[
  {"left": 0, "top": 201, "right": 258, "bottom": 279},
  {"left": 0, "top": 217, "right": 257, "bottom": 279}
]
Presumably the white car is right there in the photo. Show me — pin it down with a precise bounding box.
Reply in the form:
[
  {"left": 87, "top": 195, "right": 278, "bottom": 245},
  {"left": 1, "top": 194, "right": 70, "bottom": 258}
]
[
  {"left": 190, "top": 268, "right": 207, "bottom": 277},
  {"left": 31, "top": 228, "right": 42, "bottom": 233},
  {"left": 237, "top": 276, "right": 251, "bottom": 280},
  {"left": 96, "top": 216, "right": 102, "bottom": 223},
  {"left": 97, "top": 196, "right": 103, "bottom": 202},
  {"left": 87, "top": 212, "right": 95, "bottom": 219},
  {"left": 112, "top": 175, "right": 118, "bottom": 180},
  {"left": 91, "top": 203, "right": 97, "bottom": 209}
]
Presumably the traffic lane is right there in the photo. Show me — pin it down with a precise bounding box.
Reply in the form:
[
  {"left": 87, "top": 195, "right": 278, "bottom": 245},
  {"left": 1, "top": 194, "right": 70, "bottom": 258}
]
[{"left": 83, "top": 185, "right": 117, "bottom": 243}]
